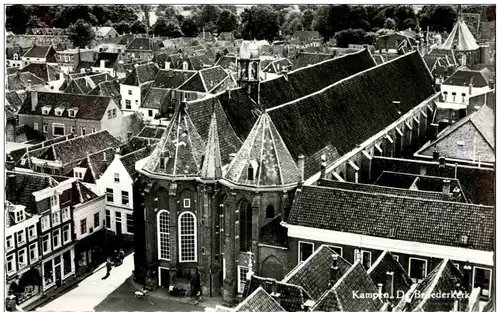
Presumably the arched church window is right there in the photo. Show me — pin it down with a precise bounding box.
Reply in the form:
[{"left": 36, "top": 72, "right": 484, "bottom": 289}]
[
  {"left": 157, "top": 210, "right": 171, "bottom": 260},
  {"left": 179, "top": 212, "right": 197, "bottom": 262}
]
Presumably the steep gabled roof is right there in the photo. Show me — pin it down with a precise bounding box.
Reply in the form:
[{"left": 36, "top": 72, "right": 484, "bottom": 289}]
[
  {"left": 287, "top": 185, "right": 494, "bottom": 251},
  {"left": 178, "top": 65, "right": 232, "bottom": 93},
  {"left": 85, "top": 147, "right": 115, "bottom": 181},
  {"left": 6, "top": 171, "right": 58, "bottom": 212},
  {"left": 136, "top": 125, "right": 167, "bottom": 140},
  {"left": 7, "top": 72, "right": 47, "bottom": 91},
  {"left": 262, "top": 58, "right": 293, "bottom": 74},
  {"left": 73, "top": 180, "right": 98, "bottom": 204},
  {"left": 398, "top": 259, "right": 466, "bottom": 312},
  {"left": 311, "top": 262, "right": 385, "bottom": 312},
  {"left": 122, "top": 62, "right": 159, "bottom": 86},
  {"left": 23, "top": 45, "right": 55, "bottom": 58},
  {"left": 141, "top": 103, "right": 206, "bottom": 178},
  {"left": 282, "top": 245, "right": 352, "bottom": 300},
  {"left": 140, "top": 87, "right": 170, "bottom": 110},
  {"left": 200, "top": 112, "right": 222, "bottom": 180},
  {"left": 125, "top": 37, "right": 160, "bottom": 52},
  {"left": 442, "top": 69, "right": 490, "bottom": 87},
  {"left": 293, "top": 52, "right": 335, "bottom": 70},
  {"left": 20, "top": 63, "right": 61, "bottom": 82},
  {"left": 233, "top": 287, "right": 285, "bottom": 312},
  {"left": 188, "top": 54, "right": 214, "bottom": 70},
  {"left": 152, "top": 69, "right": 196, "bottom": 89},
  {"left": 120, "top": 145, "right": 155, "bottom": 177},
  {"left": 224, "top": 112, "right": 300, "bottom": 189},
  {"left": 415, "top": 104, "right": 495, "bottom": 163}
]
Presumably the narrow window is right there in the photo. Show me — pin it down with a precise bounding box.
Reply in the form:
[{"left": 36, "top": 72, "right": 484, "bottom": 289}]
[
  {"left": 157, "top": 210, "right": 171, "bottom": 260},
  {"left": 298, "top": 241, "right": 314, "bottom": 263}
]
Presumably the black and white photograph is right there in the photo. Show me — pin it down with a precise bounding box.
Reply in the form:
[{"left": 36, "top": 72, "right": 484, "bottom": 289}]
[{"left": 3, "top": 3, "right": 497, "bottom": 312}]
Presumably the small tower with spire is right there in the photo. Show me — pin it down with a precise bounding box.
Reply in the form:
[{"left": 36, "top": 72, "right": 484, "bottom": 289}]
[{"left": 237, "top": 40, "right": 261, "bottom": 103}]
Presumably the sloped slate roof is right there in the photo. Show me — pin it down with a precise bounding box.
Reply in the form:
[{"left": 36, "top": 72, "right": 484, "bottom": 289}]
[
  {"left": 122, "top": 63, "right": 159, "bottom": 86},
  {"left": 416, "top": 104, "right": 494, "bottom": 163},
  {"left": 266, "top": 51, "right": 435, "bottom": 177},
  {"left": 137, "top": 125, "right": 167, "bottom": 139},
  {"left": 85, "top": 147, "right": 115, "bottom": 181},
  {"left": 318, "top": 178, "right": 448, "bottom": 201},
  {"left": 23, "top": 45, "right": 53, "bottom": 58},
  {"left": 73, "top": 180, "right": 98, "bottom": 204},
  {"left": 92, "top": 52, "right": 119, "bottom": 68},
  {"left": 179, "top": 66, "right": 230, "bottom": 93},
  {"left": 215, "top": 55, "right": 238, "bottom": 70},
  {"left": 367, "top": 251, "right": 414, "bottom": 303},
  {"left": 224, "top": 112, "right": 300, "bottom": 188},
  {"left": 152, "top": 69, "right": 196, "bottom": 89},
  {"left": 142, "top": 103, "right": 206, "bottom": 178},
  {"left": 244, "top": 275, "right": 311, "bottom": 312},
  {"left": 121, "top": 145, "right": 155, "bottom": 177},
  {"left": 89, "top": 80, "right": 121, "bottom": 98},
  {"left": 293, "top": 52, "right": 335, "bottom": 70},
  {"left": 187, "top": 98, "right": 242, "bottom": 166},
  {"left": 398, "top": 259, "right": 466, "bottom": 312},
  {"left": 7, "top": 72, "right": 47, "bottom": 91},
  {"left": 20, "top": 63, "right": 60, "bottom": 82},
  {"left": 311, "top": 262, "right": 384, "bottom": 312},
  {"left": 263, "top": 58, "right": 292, "bottom": 73},
  {"left": 6, "top": 91, "right": 24, "bottom": 113},
  {"left": 260, "top": 215, "right": 288, "bottom": 247},
  {"left": 125, "top": 37, "right": 160, "bottom": 52},
  {"left": 233, "top": 287, "right": 285, "bottom": 312},
  {"left": 441, "top": 20, "right": 479, "bottom": 52},
  {"left": 188, "top": 54, "right": 214, "bottom": 70},
  {"left": 6, "top": 171, "right": 58, "bottom": 212},
  {"left": 141, "top": 87, "right": 169, "bottom": 110},
  {"left": 282, "top": 245, "right": 352, "bottom": 300},
  {"left": 288, "top": 185, "right": 494, "bottom": 251},
  {"left": 442, "top": 69, "right": 490, "bottom": 87},
  {"left": 200, "top": 112, "right": 222, "bottom": 180},
  {"left": 18, "top": 91, "right": 114, "bottom": 120}
]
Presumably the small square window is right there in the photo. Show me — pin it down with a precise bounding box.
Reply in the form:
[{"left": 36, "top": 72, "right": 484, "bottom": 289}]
[
  {"left": 183, "top": 198, "right": 191, "bottom": 208},
  {"left": 114, "top": 173, "right": 120, "bottom": 183},
  {"left": 128, "top": 90, "right": 132, "bottom": 95}
]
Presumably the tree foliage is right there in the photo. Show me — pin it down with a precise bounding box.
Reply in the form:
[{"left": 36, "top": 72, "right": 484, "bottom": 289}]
[
  {"left": 302, "top": 10, "right": 314, "bottom": 31},
  {"left": 151, "top": 17, "right": 182, "bottom": 37},
  {"left": 334, "top": 28, "right": 367, "bottom": 47},
  {"left": 114, "top": 21, "right": 131, "bottom": 34},
  {"left": 131, "top": 20, "right": 147, "bottom": 34},
  {"left": 282, "top": 10, "right": 303, "bottom": 36},
  {"left": 217, "top": 10, "right": 238, "bottom": 33},
  {"left": 417, "top": 5, "right": 457, "bottom": 32},
  {"left": 383, "top": 18, "right": 397, "bottom": 30},
  {"left": 68, "top": 19, "right": 96, "bottom": 48},
  {"left": 240, "top": 6, "right": 280, "bottom": 41},
  {"left": 181, "top": 18, "right": 199, "bottom": 37}
]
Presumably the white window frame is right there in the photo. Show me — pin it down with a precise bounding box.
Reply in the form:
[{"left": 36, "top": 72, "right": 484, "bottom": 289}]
[
  {"left": 51, "top": 194, "right": 59, "bottom": 208},
  {"left": 6, "top": 254, "right": 16, "bottom": 275},
  {"left": 28, "top": 225, "right": 37, "bottom": 241},
  {"left": 183, "top": 198, "right": 191, "bottom": 208},
  {"left": 157, "top": 210, "right": 171, "bottom": 261},
  {"left": 17, "top": 230, "right": 26, "bottom": 246},
  {"left": 42, "top": 106, "right": 52, "bottom": 115},
  {"left": 15, "top": 209, "right": 25, "bottom": 223},
  {"left": 43, "top": 122, "right": 48, "bottom": 133},
  {"left": 54, "top": 107, "right": 64, "bottom": 116},
  {"left": 6, "top": 235, "right": 14, "bottom": 251},
  {"left": 52, "top": 123, "right": 65, "bottom": 136},
  {"left": 81, "top": 127, "right": 86, "bottom": 136},
  {"left": 114, "top": 173, "right": 120, "bottom": 183},
  {"left": 473, "top": 266, "right": 492, "bottom": 298},
  {"left": 29, "top": 242, "right": 39, "bottom": 263},
  {"left": 52, "top": 228, "right": 61, "bottom": 249},
  {"left": 121, "top": 191, "right": 129, "bottom": 206},
  {"left": 361, "top": 250, "right": 372, "bottom": 269},
  {"left": 18, "top": 248, "right": 28, "bottom": 270},
  {"left": 42, "top": 233, "right": 51, "bottom": 255},
  {"left": 178, "top": 211, "right": 197, "bottom": 263},
  {"left": 62, "top": 207, "right": 70, "bottom": 222},
  {"left": 62, "top": 224, "right": 71, "bottom": 244},
  {"left": 34, "top": 122, "right": 39, "bottom": 131},
  {"left": 81, "top": 218, "right": 87, "bottom": 235},
  {"left": 298, "top": 241, "right": 314, "bottom": 263},
  {"left": 52, "top": 210, "right": 61, "bottom": 226},
  {"left": 326, "top": 245, "right": 343, "bottom": 257},
  {"left": 237, "top": 265, "right": 249, "bottom": 294},
  {"left": 106, "top": 188, "right": 114, "bottom": 202},
  {"left": 408, "top": 257, "right": 428, "bottom": 283},
  {"left": 41, "top": 215, "right": 50, "bottom": 232}
]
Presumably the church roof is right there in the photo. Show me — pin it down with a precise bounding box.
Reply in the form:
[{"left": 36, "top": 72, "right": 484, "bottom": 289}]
[
  {"left": 141, "top": 103, "right": 206, "bottom": 178},
  {"left": 224, "top": 112, "right": 300, "bottom": 189},
  {"left": 441, "top": 20, "right": 479, "bottom": 52},
  {"left": 200, "top": 112, "right": 222, "bottom": 180}
]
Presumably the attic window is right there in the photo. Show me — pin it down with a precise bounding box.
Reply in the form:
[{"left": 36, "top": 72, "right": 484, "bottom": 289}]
[
  {"left": 42, "top": 106, "right": 52, "bottom": 115},
  {"left": 68, "top": 108, "right": 78, "bottom": 118},
  {"left": 247, "top": 166, "right": 254, "bottom": 181},
  {"left": 460, "top": 235, "right": 469, "bottom": 245},
  {"left": 14, "top": 206, "right": 26, "bottom": 223},
  {"left": 457, "top": 140, "right": 465, "bottom": 147},
  {"left": 55, "top": 107, "right": 65, "bottom": 116}
]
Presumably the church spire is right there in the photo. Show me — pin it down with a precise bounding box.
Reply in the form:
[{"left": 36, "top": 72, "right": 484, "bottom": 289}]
[{"left": 200, "top": 107, "right": 222, "bottom": 181}]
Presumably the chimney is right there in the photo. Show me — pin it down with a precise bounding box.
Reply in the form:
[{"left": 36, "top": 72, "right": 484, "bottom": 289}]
[
  {"left": 115, "top": 147, "right": 121, "bottom": 158},
  {"left": 488, "top": 80, "right": 495, "bottom": 89},
  {"left": 377, "top": 283, "right": 383, "bottom": 297},
  {"left": 31, "top": 91, "right": 38, "bottom": 111},
  {"left": 386, "top": 271, "right": 394, "bottom": 298},
  {"left": 27, "top": 79, "right": 32, "bottom": 90},
  {"left": 432, "top": 149, "right": 440, "bottom": 162},
  {"left": 6, "top": 154, "right": 15, "bottom": 171},
  {"left": 320, "top": 154, "right": 327, "bottom": 179},
  {"left": 469, "top": 83, "right": 473, "bottom": 95},
  {"left": 229, "top": 153, "right": 237, "bottom": 163},
  {"left": 442, "top": 179, "right": 451, "bottom": 199},
  {"left": 103, "top": 151, "right": 107, "bottom": 162},
  {"left": 100, "top": 60, "right": 106, "bottom": 68},
  {"left": 59, "top": 72, "right": 64, "bottom": 81},
  {"left": 430, "top": 123, "right": 439, "bottom": 140},
  {"left": 329, "top": 254, "right": 339, "bottom": 287},
  {"left": 298, "top": 155, "right": 305, "bottom": 185},
  {"left": 393, "top": 101, "right": 401, "bottom": 114},
  {"left": 439, "top": 156, "right": 446, "bottom": 168},
  {"left": 165, "top": 61, "right": 171, "bottom": 70}
]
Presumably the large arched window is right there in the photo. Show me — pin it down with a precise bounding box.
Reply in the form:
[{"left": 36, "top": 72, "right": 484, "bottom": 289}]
[
  {"left": 157, "top": 210, "right": 170, "bottom": 260},
  {"left": 179, "top": 212, "right": 197, "bottom": 262}
]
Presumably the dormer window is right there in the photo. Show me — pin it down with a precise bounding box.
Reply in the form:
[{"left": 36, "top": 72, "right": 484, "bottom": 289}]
[
  {"left": 74, "top": 167, "right": 86, "bottom": 179},
  {"left": 68, "top": 108, "right": 78, "bottom": 118},
  {"left": 42, "top": 106, "right": 52, "bottom": 115},
  {"left": 247, "top": 160, "right": 259, "bottom": 181},
  {"left": 13, "top": 54, "right": 18, "bottom": 61},
  {"left": 15, "top": 207, "right": 25, "bottom": 223},
  {"left": 55, "top": 107, "right": 65, "bottom": 116}
]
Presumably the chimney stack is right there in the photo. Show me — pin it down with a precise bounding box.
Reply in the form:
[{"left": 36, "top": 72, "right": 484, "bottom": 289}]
[
  {"left": 59, "top": 72, "right": 64, "bottom": 81},
  {"left": 430, "top": 123, "right": 439, "bottom": 140},
  {"left": 127, "top": 131, "right": 133, "bottom": 141},
  {"left": 31, "top": 90, "right": 38, "bottom": 111},
  {"left": 469, "top": 83, "right": 473, "bottom": 95},
  {"left": 488, "top": 80, "right": 495, "bottom": 89},
  {"left": 103, "top": 151, "right": 107, "bottom": 162},
  {"left": 442, "top": 179, "right": 451, "bottom": 199},
  {"left": 432, "top": 149, "right": 440, "bottom": 162},
  {"left": 298, "top": 155, "right": 305, "bottom": 185},
  {"left": 329, "top": 254, "right": 339, "bottom": 287},
  {"left": 386, "top": 271, "right": 394, "bottom": 298},
  {"left": 320, "top": 154, "right": 327, "bottom": 179},
  {"left": 6, "top": 154, "right": 15, "bottom": 171},
  {"left": 378, "top": 283, "right": 383, "bottom": 297},
  {"left": 165, "top": 61, "right": 171, "bottom": 70}
]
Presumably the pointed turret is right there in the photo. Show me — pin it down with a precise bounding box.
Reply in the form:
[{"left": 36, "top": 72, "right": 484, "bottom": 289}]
[
  {"left": 224, "top": 112, "right": 300, "bottom": 189},
  {"left": 440, "top": 5, "right": 479, "bottom": 52},
  {"left": 200, "top": 111, "right": 222, "bottom": 180},
  {"left": 141, "top": 102, "right": 206, "bottom": 178}
]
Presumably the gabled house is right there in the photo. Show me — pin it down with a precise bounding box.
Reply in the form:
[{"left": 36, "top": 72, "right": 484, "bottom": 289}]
[
  {"left": 120, "top": 62, "right": 159, "bottom": 111},
  {"left": 440, "top": 68, "right": 493, "bottom": 107},
  {"left": 18, "top": 91, "right": 125, "bottom": 140},
  {"left": 56, "top": 48, "right": 96, "bottom": 74},
  {"left": 124, "top": 37, "right": 160, "bottom": 61},
  {"left": 20, "top": 63, "right": 66, "bottom": 90},
  {"left": 21, "top": 45, "right": 57, "bottom": 67},
  {"left": 177, "top": 65, "right": 237, "bottom": 95},
  {"left": 91, "top": 52, "right": 120, "bottom": 77},
  {"left": 93, "top": 27, "right": 119, "bottom": 39}
]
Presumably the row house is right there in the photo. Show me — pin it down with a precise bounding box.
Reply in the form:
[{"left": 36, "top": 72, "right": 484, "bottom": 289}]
[
  {"left": 55, "top": 48, "right": 96, "bottom": 74},
  {"left": 124, "top": 37, "right": 160, "bottom": 61},
  {"left": 17, "top": 90, "right": 124, "bottom": 140},
  {"left": 5, "top": 169, "right": 77, "bottom": 309},
  {"left": 21, "top": 45, "right": 57, "bottom": 67},
  {"left": 90, "top": 52, "right": 120, "bottom": 77},
  {"left": 120, "top": 62, "right": 159, "bottom": 112}
]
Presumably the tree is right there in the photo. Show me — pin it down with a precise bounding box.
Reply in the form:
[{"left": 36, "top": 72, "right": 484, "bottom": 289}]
[
  {"left": 217, "top": 9, "right": 238, "bottom": 33},
  {"left": 218, "top": 5, "right": 237, "bottom": 15},
  {"left": 151, "top": 17, "right": 183, "bottom": 37},
  {"left": 312, "top": 5, "right": 332, "bottom": 41},
  {"left": 486, "top": 5, "right": 495, "bottom": 21},
  {"left": 282, "top": 10, "right": 303, "bottom": 36},
  {"left": 418, "top": 5, "right": 456, "bottom": 32},
  {"left": 401, "top": 17, "right": 417, "bottom": 30},
  {"left": 68, "top": 19, "right": 96, "bottom": 48},
  {"left": 91, "top": 5, "right": 110, "bottom": 25},
  {"left": 241, "top": 6, "right": 280, "bottom": 41},
  {"left": 114, "top": 20, "right": 131, "bottom": 34},
  {"left": 140, "top": 5, "right": 152, "bottom": 28},
  {"left": 131, "top": 20, "right": 147, "bottom": 34},
  {"left": 194, "top": 5, "right": 221, "bottom": 30},
  {"left": 394, "top": 5, "right": 416, "bottom": 29},
  {"left": 371, "top": 10, "right": 387, "bottom": 29},
  {"left": 383, "top": 17, "right": 397, "bottom": 30},
  {"left": 298, "top": 5, "right": 317, "bottom": 12},
  {"left": 328, "top": 5, "right": 352, "bottom": 33},
  {"left": 26, "top": 16, "right": 48, "bottom": 30},
  {"left": 52, "top": 5, "right": 98, "bottom": 28},
  {"left": 302, "top": 10, "right": 314, "bottom": 30},
  {"left": 106, "top": 5, "right": 138, "bottom": 23},
  {"left": 334, "top": 28, "right": 367, "bottom": 47},
  {"left": 181, "top": 18, "right": 199, "bottom": 37},
  {"left": 6, "top": 5, "right": 32, "bottom": 34}
]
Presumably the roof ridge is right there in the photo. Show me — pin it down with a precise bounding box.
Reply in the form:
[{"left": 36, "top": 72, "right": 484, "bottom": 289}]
[
  {"left": 366, "top": 250, "right": 388, "bottom": 275},
  {"left": 288, "top": 49, "right": 364, "bottom": 76},
  {"left": 416, "top": 259, "right": 449, "bottom": 310},
  {"left": 267, "top": 50, "right": 417, "bottom": 113},
  {"left": 304, "top": 184, "right": 494, "bottom": 209}
]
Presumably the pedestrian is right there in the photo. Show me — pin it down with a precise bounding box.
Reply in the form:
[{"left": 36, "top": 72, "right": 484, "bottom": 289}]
[
  {"left": 119, "top": 249, "right": 125, "bottom": 261},
  {"left": 102, "top": 258, "right": 112, "bottom": 280}
]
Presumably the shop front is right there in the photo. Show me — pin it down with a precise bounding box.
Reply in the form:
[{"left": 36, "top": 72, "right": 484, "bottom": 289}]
[{"left": 42, "top": 247, "right": 75, "bottom": 291}]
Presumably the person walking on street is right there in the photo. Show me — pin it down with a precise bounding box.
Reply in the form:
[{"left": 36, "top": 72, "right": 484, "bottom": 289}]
[
  {"left": 119, "top": 249, "right": 125, "bottom": 262},
  {"left": 102, "top": 258, "right": 112, "bottom": 280}
]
